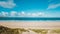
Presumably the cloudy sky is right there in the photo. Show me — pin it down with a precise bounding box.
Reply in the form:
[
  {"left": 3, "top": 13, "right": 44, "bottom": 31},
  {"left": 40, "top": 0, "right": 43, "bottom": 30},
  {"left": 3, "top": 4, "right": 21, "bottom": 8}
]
[{"left": 0, "top": 0, "right": 60, "bottom": 17}]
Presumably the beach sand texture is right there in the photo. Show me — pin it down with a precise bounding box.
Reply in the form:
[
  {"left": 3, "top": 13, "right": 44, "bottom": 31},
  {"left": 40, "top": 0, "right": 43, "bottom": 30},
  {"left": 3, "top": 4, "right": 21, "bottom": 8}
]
[{"left": 0, "top": 21, "right": 60, "bottom": 29}]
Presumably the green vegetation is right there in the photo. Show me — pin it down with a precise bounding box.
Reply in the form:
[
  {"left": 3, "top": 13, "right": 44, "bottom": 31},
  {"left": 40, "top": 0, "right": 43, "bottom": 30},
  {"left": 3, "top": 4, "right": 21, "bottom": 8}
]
[
  {"left": 0, "top": 26, "right": 60, "bottom": 34},
  {"left": 0, "top": 26, "right": 19, "bottom": 34},
  {"left": 51, "top": 29, "right": 60, "bottom": 34},
  {"left": 31, "top": 29, "right": 48, "bottom": 34},
  {"left": 0, "top": 26, "right": 28, "bottom": 34}
]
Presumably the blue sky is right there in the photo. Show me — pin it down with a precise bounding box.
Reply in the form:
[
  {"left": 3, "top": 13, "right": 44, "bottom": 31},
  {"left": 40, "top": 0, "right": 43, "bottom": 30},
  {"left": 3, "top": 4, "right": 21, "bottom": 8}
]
[{"left": 0, "top": 0, "right": 60, "bottom": 17}]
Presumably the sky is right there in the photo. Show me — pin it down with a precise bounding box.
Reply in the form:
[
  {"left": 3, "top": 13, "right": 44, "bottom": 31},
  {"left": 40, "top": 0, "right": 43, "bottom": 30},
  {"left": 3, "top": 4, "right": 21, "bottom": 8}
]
[{"left": 0, "top": 0, "right": 60, "bottom": 17}]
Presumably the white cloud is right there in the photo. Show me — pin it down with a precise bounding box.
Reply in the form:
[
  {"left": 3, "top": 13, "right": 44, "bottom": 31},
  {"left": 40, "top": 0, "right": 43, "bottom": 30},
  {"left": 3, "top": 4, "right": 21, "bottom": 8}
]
[
  {"left": 10, "top": 11, "right": 17, "bottom": 16},
  {"left": 18, "top": 11, "right": 25, "bottom": 16},
  {"left": 1, "top": 11, "right": 8, "bottom": 16},
  {"left": 47, "top": 4, "right": 60, "bottom": 10},
  {"left": 37, "top": 12, "right": 44, "bottom": 16},
  {"left": 18, "top": 11, "right": 45, "bottom": 17},
  {"left": 20, "top": 11, "right": 25, "bottom": 16},
  {"left": 21, "top": 11, "right": 25, "bottom": 15},
  {"left": 28, "top": 12, "right": 45, "bottom": 17},
  {"left": 0, "top": 0, "right": 16, "bottom": 8},
  {"left": 47, "top": 0, "right": 60, "bottom": 10},
  {"left": 31, "top": 13, "right": 37, "bottom": 17},
  {"left": 27, "top": 13, "right": 31, "bottom": 16}
]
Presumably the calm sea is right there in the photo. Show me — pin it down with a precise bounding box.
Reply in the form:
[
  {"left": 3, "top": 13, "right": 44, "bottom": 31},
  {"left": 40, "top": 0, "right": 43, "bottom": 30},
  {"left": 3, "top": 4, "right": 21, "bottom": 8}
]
[{"left": 0, "top": 17, "right": 60, "bottom": 21}]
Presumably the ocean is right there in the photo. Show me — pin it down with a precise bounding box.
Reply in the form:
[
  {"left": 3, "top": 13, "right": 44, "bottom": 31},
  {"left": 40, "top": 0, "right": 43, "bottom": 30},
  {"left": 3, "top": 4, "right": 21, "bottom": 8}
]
[{"left": 0, "top": 17, "right": 60, "bottom": 21}]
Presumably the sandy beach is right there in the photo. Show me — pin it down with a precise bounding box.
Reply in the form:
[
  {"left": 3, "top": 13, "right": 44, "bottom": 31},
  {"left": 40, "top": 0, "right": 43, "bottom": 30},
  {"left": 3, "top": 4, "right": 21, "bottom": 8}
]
[{"left": 0, "top": 21, "right": 60, "bottom": 29}]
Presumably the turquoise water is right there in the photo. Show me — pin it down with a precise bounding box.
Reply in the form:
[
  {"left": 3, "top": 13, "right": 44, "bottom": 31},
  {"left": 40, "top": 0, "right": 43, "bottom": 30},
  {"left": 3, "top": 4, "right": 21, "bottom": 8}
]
[{"left": 0, "top": 17, "right": 60, "bottom": 21}]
